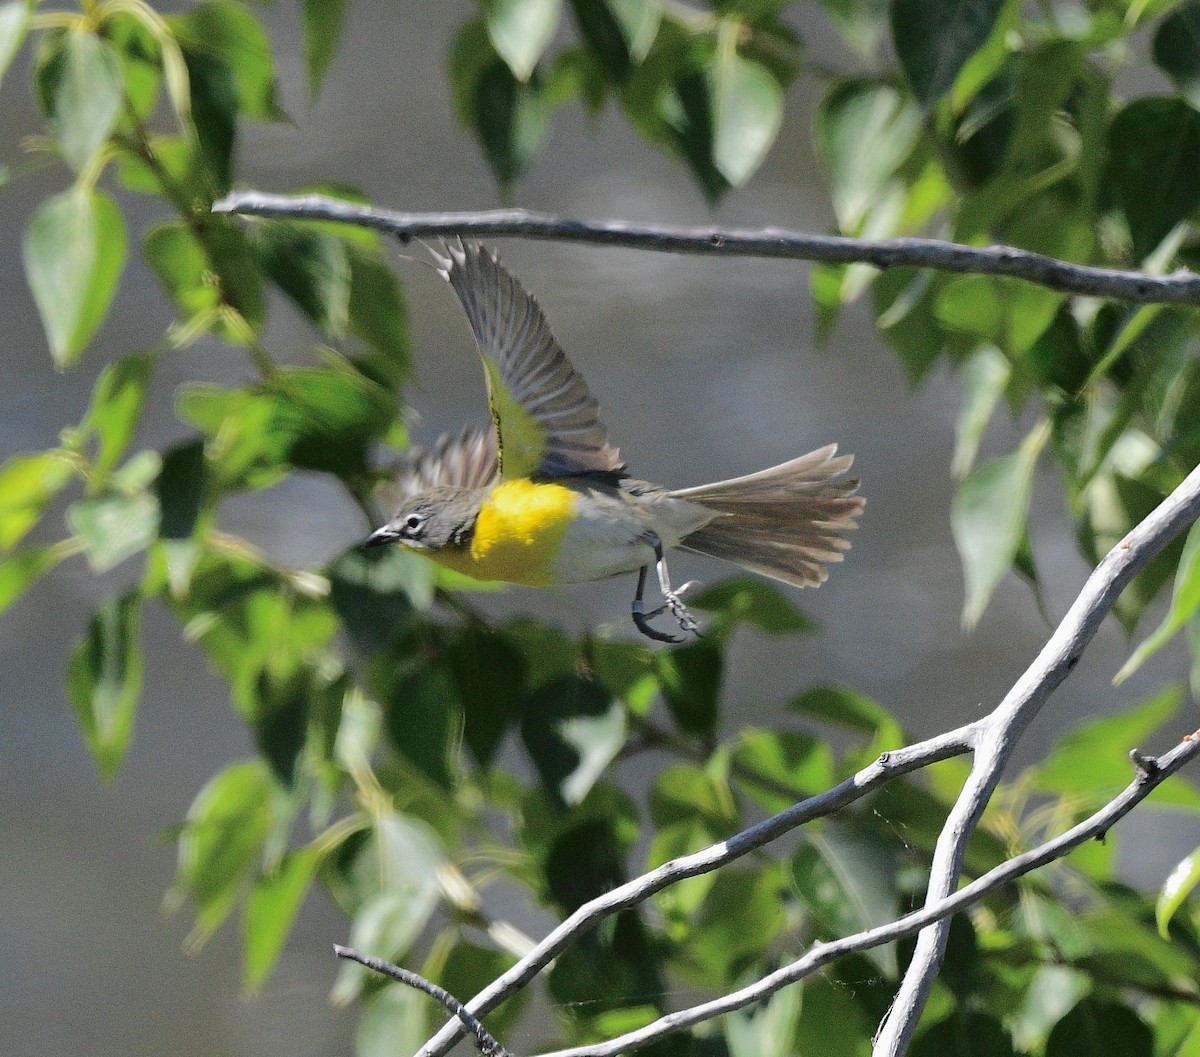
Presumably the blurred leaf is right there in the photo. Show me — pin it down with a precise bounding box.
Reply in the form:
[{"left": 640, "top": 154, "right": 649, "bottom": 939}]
[
  {"left": 725, "top": 983, "right": 800, "bottom": 1057},
  {"left": 1115, "top": 521, "right": 1200, "bottom": 683},
  {"left": 656, "top": 639, "right": 722, "bottom": 739},
  {"left": 243, "top": 847, "right": 318, "bottom": 991},
  {"left": 1107, "top": 98, "right": 1200, "bottom": 262},
  {"left": 328, "top": 545, "right": 422, "bottom": 654},
  {"left": 357, "top": 987, "right": 431, "bottom": 1057},
  {"left": 687, "top": 865, "right": 788, "bottom": 983},
  {"left": 953, "top": 345, "right": 1010, "bottom": 479},
  {"left": 793, "top": 821, "right": 899, "bottom": 974},
  {"left": 690, "top": 576, "right": 815, "bottom": 635},
  {"left": 730, "top": 729, "right": 834, "bottom": 812},
  {"left": 788, "top": 683, "right": 900, "bottom": 738},
  {"left": 23, "top": 187, "right": 127, "bottom": 367},
  {"left": 68, "top": 491, "right": 159, "bottom": 574},
  {"left": 82, "top": 354, "right": 153, "bottom": 477},
  {"left": 0, "top": 546, "right": 67, "bottom": 615},
  {"left": 911, "top": 1011, "right": 1016, "bottom": 1057},
  {"left": 179, "top": 48, "right": 237, "bottom": 192},
  {"left": 1032, "top": 684, "right": 1186, "bottom": 804},
  {"left": 347, "top": 245, "right": 411, "bottom": 389},
  {"left": 438, "top": 943, "right": 529, "bottom": 1041},
  {"left": 173, "top": 760, "right": 284, "bottom": 943},
  {"left": 891, "top": 0, "right": 1004, "bottom": 108},
  {"left": 67, "top": 591, "right": 143, "bottom": 781},
  {"left": 381, "top": 653, "right": 458, "bottom": 789},
  {"left": 0, "top": 2, "right": 29, "bottom": 90},
  {"left": 951, "top": 439, "right": 1040, "bottom": 630},
  {"left": 487, "top": 0, "right": 562, "bottom": 80},
  {"left": 935, "top": 275, "right": 1002, "bottom": 340},
  {"left": 331, "top": 812, "right": 445, "bottom": 1002},
  {"left": 143, "top": 222, "right": 222, "bottom": 323},
  {"left": 170, "top": 1, "right": 286, "bottom": 120},
  {"left": 1153, "top": 1, "right": 1200, "bottom": 112},
  {"left": 254, "top": 223, "right": 351, "bottom": 338},
  {"left": 711, "top": 45, "right": 782, "bottom": 187},
  {"left": 0, "top": 450, "right": 73, "bottom": 550},
  {"left": 35, "top": 27, "right": 123, "bottom": 171},
  {"left": 521, "top": 676, "right": 624, "bottom": 805},
  {"left": 154, "top": 440, "right": 208, "bottom": 597},
  {"left": 816, "top": 0, "right": 889, "bottom": 56},
  {"left": 1045, "top": 997, "right": 1153, "bottom": 1057},
  {"left": 300, "top": 0, "right": 347, "bottom": 97},
  {"left": 1157, "top": 845, "right": 1200, "bottom": 939},
  {"left": 447, "top": 623, "right": 526, "bottom": 767},
  {"left": 816, "top": 79, "right": 920, "bottom": 231}
]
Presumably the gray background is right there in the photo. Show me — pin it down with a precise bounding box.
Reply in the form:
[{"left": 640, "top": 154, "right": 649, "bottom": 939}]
[{"left": 1, "top": 3, "right": 1194, "bottom": 1055}]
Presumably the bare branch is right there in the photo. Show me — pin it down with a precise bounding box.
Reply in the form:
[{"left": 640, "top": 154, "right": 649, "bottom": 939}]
[
  {"left": 413, "top": 722, "right": 981, "bottom": 1057},
  {"left": 873, "top": 459, "right": 1200, "bottom": 1057},
  {"left": 334, "top": 945, "right": 512, "bottom": 1057},
  {"left": 531, "top": 734, "right": 1200, "bottom": 1057},
  {"left": 212, "top": 192, "right": 1200, "bottom": 306}
]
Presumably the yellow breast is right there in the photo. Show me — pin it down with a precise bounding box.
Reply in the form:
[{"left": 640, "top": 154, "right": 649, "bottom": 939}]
[{"left": 428, "top": 479, "right": 578, "bottom": 586}]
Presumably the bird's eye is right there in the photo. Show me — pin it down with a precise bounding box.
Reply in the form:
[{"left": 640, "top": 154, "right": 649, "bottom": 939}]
[{"left": 405, "top": 514, "right": 422, "bottom": 531}]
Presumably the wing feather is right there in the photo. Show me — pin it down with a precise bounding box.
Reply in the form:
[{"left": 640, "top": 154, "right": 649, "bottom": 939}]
[
  {"left": 382, "top": 427, "right": 499, "bottom": 503},
  {"left": 431, "top": 240, "right": 624, "bottom": 480}
]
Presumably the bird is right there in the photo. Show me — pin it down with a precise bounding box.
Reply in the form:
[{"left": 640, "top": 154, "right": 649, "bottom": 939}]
[{"left": 364, "top": 240, "right": 863, "bottom": 642}]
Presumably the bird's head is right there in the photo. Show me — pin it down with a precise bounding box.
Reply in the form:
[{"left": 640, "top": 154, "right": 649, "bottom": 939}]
[{"left": 364, "top": 487, "right": 478, "bottom": 552}]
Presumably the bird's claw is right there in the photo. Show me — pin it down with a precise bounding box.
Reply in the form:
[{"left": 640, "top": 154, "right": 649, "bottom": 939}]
[{"left": 632, "top": 581, "right": 702, "bottom": 642}]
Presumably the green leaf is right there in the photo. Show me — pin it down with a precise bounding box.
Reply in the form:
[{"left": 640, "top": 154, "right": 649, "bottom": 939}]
[
  {"left": 788, "top": 683, "right": 900, "bottom": 737},
  {"left": 173, "top": 760, "right": 284, "bottom": 943},
  {"left": 711, "top": 46, "right": 782, "bottom": 187},
  {"left": 0, "top": 450, "right": 73, "bottom": 550},
  {"left": 68, "top": 491, "right": 159, "bottom": 574},
  {"left": 300, "top": 0, "right": 347, "bottom": 97},
  {"left": 170, "top": 1, "right": 286, "bottom": 121},
  {"left": 608, "top": 0, "right": 661, "bottom": 62},
  {"left": 82, "top": 354, "right": 153, "bottom": 477},
  {"left": 357, "top": 988, "right": 431, "bottom": 1057},
  {"left": 154, "top": 440, "right": 208, "bottom": 598},
  {"left": 1045, "top": 997, "right": 1153, "bottom": 1057},
  {"left": 381, "top": 655, "right": 459, "bottom": 789},
  {"left": 725, "top": 982, "right": 800, "bottom": 1057},
  {"left": 0, "top": 546, "right": 68, "bottom": 615},
  {"left": 730, "top": 729, "right": 834, "bottom": 811},
  {"left": 331, "top": 812, "right": 445, "bottom": 1003},
  {"left": 689, "top": 576, "right": 815, "bottom": 635},
  {"left": 1153, "top": 1, "right": 1200, "bottom": 112},
  {"left": 935, "top": 275, "right": 1003, "bottom": 340},
  {"left": 911, "top": 1011, "right": 1016, "bottom": 1057},
  {"left": 816, "top": 0, "right": 889, "bottom": 57},
  {"left": 815, "top": 80, "right": 920, "bottom": 231},
  {"left": 143, "top": 222, "right": 222, "bottom": 323},
  {"left": 521, "top": 676, "right": 625, "bottom": 805},
  {"left": 35, "top": 27, "right": 124, "bottom": 171},
  {"left": 1107, "top": 98, "right": 1200, "bottom": 261},
  {"left": 951, "top": 439, "right": 1040, "bottom": 630},
  {"left": 487, "top": 0, "right": 562, "bottom": 81},
  {"left": 243, "top": 848, "right": 319, "bottom": 991},
  {"left": 953, "top": 345, "right": 1010, "bottom": 479},
  {"left": 1033, "top": 684, "right": 1187, "bottom": 803},
  {"left": 0, "top": 2, "right": 30, "bottom": 90},
  {"left": 347, "top": 245, "right": 411, "bottom": 389},
  {"left": 1158, "top": 845, "right": 1200, "bottom": 939},
  {"left": 23, "top": 187, "right": 128, "bottom": 367},
  {"left": 656, "top": 639, "right": 722, "bottom": 739},
  {"left": 792, "top": 821, "right": 899, "bottom": 974},
  {"left": 67, "top": 591, "right": 143, "bottom": 781},
  {"left": 1116, "top": 521, "right": 1200, "bottom": 683},
  {"left": 891, "top": 0, "right": 1005, "bottom": 108},
  {"left": 254, "top": 223, "right": 351, "bottom": 338}
]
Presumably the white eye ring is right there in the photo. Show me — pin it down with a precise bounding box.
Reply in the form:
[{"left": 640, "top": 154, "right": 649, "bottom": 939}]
[{"left": 405, "top": 514, "right": 421, "bottom": 530}]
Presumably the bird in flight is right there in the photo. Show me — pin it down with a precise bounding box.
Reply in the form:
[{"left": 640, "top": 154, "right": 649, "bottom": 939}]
[{"left": 366, "top": 241, "right": 863, "bottom": 642}]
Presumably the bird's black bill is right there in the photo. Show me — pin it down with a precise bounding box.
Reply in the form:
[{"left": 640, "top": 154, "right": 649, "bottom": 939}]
[{"left": 363, "top": 526, "right": 399, "bottom": 548}]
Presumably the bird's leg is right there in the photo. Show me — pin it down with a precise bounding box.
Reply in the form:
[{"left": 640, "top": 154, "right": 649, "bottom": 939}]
[{"left": 630, "top": 535, "right": 701, "bottom": 642}]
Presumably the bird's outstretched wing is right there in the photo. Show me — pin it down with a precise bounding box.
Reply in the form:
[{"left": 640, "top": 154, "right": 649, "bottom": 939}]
[
  {"left": 384, "top": 426, "right": 499, "bottom": 502},
  {"left": 431, "top": 240, "right": 624, "bottom": 481}
]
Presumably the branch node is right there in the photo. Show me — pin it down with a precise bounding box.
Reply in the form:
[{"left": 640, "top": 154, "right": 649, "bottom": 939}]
[
  {"left": 877, "top": 751, "right": 893, "bottom": 767},
  {"left": 334, "top": 945, "right": 514, "bottom": 1057},
  {"left": 1129, "top": 748, "right": 1160, "bottom": 779}
]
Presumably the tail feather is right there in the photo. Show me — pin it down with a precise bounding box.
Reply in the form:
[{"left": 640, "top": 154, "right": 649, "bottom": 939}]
[{"left": 672, "top": 445, "right": 863, "bottom": 589}]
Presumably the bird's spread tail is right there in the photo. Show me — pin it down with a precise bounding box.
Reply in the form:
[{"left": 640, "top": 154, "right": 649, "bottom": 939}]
[{"left": 671, "top": 445, "right": 864, "bottom": 589}]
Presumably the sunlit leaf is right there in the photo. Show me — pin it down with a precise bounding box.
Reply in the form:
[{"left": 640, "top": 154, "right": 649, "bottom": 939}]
[
  {"left": 0, "top": 1, "right": 30, "bottom": 90},
  {"left": 68, "top": 491, "right": 159, "bottom": 574},
  {"left": 711, "top": 47, "right": 782, "bottom": 186},
  {"left": 243, "top": 848, "right": 319, "bottom": 991},
  {"left": 953, "top": 345, "right": 1010, "bottom": 479},
  {"left": 82, "top": 354, "right": 153, "bottom": 478},
  {"left": 35, "top": 27, "right": 123, "bottom": 171},
  {"left": 1116, "top": 521, "right": 1200, "bottom": 683},
  {"left": 23, "top": 187, "right": 127, "bottom": 367},
  {"left": 0, "top": 546, "right": 67, "bottom": 616},
  {"left": 487, "top": 0, "right": 562, "bottom": 81},
  {"left": 67, "top": 591, "right": 143, "bottom": 781},
  {"left": 0, "top": 450, "right": 73, "bottom": 550}
]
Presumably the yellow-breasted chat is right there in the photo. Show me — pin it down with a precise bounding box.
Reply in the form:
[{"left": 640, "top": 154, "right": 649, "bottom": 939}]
[{"left": 365, "top": 241, "right": 863, "bottom": 641}]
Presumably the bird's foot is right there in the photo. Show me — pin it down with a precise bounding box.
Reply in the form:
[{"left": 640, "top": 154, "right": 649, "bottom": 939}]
[{"left": 631, "top": 581, "right": 701, "bottom": 643}]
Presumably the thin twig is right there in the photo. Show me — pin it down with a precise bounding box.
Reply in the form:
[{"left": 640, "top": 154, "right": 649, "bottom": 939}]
[
  {"left": 333, "top": 945, "right": 512, "bottom": 1057},
  {"left": 873, "top": 460, "right": 1200, "bottom": 1057},
  {"left": 530, "top": 735, "right": 1200, "bottom": 1057},
  {"left": 414, "top": 723, "right": 981, "bottom": 1057},
  {"left": 212, "top": 193, "right": 1200, "bottom": 306}
]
